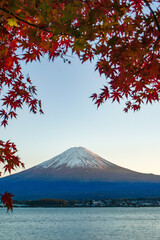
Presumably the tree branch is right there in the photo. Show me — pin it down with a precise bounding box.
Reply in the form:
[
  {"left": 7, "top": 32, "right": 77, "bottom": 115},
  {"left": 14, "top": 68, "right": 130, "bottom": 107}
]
[
  {"left": 0, "top": 7, "right": 51, "bottom": 32},
  {"left": 144, "top": 0, "right": 160, "bottom": 33}
]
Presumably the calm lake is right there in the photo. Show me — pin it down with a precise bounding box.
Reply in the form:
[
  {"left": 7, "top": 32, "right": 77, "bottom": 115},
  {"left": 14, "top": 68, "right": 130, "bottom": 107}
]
[{"left": 1, "top": 207, "right": 160, "bottom": 240}]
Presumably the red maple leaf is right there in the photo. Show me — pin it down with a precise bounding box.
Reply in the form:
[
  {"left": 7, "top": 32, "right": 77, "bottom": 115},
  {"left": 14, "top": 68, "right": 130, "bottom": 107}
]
[{"left": 1, "top": 192, "right": 14, "bottom": 212}]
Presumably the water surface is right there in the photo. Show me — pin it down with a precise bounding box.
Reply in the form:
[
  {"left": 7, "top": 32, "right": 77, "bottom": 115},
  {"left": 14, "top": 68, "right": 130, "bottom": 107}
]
[{"left": 1, "top": 207, "right": 160, "bottom": 240}]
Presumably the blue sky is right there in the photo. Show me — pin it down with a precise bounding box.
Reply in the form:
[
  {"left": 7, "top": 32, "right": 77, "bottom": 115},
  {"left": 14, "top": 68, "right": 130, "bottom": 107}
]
[{"left": 1, "top": 55, "right": 160, "bottom": 175}]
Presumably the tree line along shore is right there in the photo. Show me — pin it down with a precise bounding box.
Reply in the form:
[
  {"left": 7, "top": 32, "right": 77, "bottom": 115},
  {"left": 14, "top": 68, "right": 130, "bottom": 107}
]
[{"left": 3, "top": 198, "right": 160, "bottom": 208}]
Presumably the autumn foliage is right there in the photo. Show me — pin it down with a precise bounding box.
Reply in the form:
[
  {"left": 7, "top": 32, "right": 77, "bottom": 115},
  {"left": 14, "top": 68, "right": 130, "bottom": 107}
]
[
  {"left": 0, "top": 0, "right": 159, "bottom": 210},
  {"left": 0, "top": 191, "right": 14, "bottom": 212}
]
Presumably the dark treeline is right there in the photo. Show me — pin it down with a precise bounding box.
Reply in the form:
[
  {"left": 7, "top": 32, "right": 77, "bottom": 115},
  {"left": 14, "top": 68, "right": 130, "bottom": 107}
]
[
  {"left": 14, "top": 199, "right": 68, "bottom": 207},
  {"left": 13, "top": 198, "right": 160, "bottom": 208}
]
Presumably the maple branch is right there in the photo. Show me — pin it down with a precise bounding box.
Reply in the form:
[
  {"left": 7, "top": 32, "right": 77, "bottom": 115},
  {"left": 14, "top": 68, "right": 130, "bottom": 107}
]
[
  {"left": 0, "top": 7, "right": 51, "bottom": 33},
  {"left": 0, "top": 7, "right": 75, "bottom": 37},
  {"left": 144, "top": 0, "right": 160, "bottom": 33}
]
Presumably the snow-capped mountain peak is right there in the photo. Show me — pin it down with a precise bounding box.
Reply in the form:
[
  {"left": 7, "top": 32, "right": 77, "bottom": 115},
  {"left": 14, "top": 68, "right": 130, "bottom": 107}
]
[{"left": 36, "top": 146, "right": 114, "bottom": 169}]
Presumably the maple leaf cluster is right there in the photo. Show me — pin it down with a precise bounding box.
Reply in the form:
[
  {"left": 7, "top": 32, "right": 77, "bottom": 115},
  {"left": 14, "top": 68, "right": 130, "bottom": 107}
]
[
  {"left": 0, "top": 140, "right": 24, "bottom": 211},
  {"left": 0, "top": 191, "right": 14, "bottom": 212},
  {"left": 0, "top": 140, "right": 24, "bottom": 175},
  {"left": 0, "top": 0, "right": 159, "bottom": 210},
  {"left": 0, "top": 0, "right": 159, "bottom": 113}
]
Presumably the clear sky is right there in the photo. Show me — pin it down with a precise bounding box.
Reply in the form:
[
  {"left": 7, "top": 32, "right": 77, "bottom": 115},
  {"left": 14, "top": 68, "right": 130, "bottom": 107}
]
[{"left": 1, "top": 55, "right": 160, "bottom": 176}]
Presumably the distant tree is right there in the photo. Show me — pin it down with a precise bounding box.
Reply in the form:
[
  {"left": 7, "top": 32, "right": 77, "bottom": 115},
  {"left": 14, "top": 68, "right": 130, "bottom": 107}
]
[{"left": 0, "top": 0, "right": 159, "bottom": 210}]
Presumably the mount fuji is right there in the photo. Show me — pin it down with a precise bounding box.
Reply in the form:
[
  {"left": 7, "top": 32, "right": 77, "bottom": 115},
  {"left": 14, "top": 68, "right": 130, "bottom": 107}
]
[{"left": 1, "top": 147, "right": 160, "bottom": 200}]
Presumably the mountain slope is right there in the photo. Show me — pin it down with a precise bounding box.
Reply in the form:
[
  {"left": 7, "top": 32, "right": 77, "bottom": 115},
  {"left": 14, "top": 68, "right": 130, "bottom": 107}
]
[
  {"left": 1, "top": 147, "right": 160, "bottom": 200},
  {"left": 11, "top": 146, "right": 160, "bottom": 182}
]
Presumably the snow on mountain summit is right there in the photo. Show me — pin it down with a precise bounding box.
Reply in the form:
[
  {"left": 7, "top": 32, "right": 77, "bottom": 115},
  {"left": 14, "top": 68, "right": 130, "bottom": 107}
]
[{"left": 36, "top": 147, "right": 114, "bottom": 169}]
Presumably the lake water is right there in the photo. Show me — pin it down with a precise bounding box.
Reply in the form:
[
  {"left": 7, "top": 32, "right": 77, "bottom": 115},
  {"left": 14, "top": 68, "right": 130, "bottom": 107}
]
[{"left": 1, "top": 207, "right": 160, "bottom": 240}]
